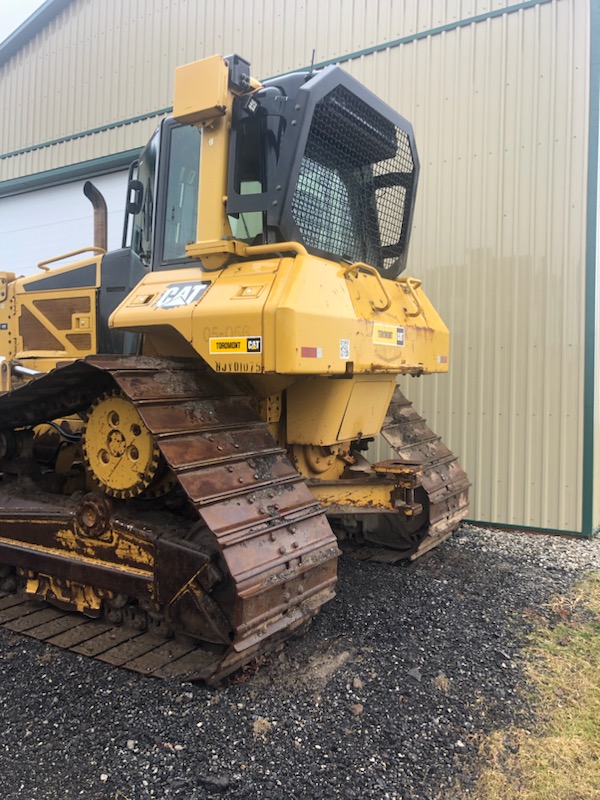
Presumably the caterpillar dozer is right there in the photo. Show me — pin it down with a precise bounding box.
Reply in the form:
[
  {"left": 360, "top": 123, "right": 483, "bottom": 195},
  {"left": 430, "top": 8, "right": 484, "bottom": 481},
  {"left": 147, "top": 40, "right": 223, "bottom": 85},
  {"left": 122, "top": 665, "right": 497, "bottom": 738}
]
[{"left": 0, "top": 55, "right": 469, "bottom": 682}]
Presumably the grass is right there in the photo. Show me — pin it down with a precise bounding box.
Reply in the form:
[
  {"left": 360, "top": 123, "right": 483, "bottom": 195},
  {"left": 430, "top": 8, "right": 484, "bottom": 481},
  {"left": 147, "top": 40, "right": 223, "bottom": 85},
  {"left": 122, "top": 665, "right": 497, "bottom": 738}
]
[{"left": 470, "top": 574, "right": 600, "bottom": 800}]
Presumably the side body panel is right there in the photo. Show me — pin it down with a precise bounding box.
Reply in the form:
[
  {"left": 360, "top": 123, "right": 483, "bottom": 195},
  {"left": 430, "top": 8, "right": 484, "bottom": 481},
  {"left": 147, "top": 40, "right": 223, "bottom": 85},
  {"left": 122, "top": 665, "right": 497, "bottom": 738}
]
[{"left": 110, "top": 255, "right": 450, "bottom": 378}]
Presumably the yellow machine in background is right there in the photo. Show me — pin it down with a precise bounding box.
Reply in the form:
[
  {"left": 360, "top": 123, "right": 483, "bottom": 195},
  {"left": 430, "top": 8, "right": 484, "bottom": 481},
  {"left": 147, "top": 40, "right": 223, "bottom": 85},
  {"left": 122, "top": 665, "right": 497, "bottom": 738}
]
[{"left": 0, "top": 55, "right": 468, "bottom": 682}]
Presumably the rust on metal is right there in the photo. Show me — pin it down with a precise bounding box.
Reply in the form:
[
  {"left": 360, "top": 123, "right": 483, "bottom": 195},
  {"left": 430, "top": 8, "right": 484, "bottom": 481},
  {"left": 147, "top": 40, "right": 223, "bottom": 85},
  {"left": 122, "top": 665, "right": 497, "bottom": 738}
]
[
  {"left": 0, "top": 356, "right": 339, "bottom": 682},
  {"left": 339, "top": 387, "right": 470, "bottom": 560},
  {"left": 0, "top": 359, "right": 468, "bottom": 680}
]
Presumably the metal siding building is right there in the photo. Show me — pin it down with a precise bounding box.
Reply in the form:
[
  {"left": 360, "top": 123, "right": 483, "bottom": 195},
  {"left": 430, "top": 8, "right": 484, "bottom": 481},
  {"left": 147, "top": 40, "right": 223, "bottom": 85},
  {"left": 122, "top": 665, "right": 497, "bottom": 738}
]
[{"left": 0, "top": 0, "right": 598, "bottom": 536}]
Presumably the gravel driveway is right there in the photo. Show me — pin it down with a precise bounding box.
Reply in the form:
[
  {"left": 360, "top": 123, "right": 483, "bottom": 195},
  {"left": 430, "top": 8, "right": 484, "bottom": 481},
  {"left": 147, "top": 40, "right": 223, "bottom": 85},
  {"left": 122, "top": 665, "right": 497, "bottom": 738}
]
[{"left": 1, "top": 525, "right": 598, "bottom": 800}]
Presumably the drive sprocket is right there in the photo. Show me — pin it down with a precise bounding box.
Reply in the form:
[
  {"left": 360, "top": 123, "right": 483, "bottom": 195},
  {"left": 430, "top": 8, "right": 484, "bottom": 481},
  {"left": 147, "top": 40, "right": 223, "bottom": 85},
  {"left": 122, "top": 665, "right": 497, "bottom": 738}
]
[{"left": 82, "top": 390, "right": 161, "bottom": 498}]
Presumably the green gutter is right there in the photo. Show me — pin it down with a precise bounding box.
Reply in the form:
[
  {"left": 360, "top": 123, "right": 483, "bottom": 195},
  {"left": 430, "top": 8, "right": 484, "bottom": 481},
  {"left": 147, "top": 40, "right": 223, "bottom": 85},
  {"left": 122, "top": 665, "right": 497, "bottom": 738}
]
[
  {"left": 0, "top": 0, "right": 552, "bottom": 166},
  {"left": 0, "top": 149, "right": 140, "bottom": 198},
  {"left": 465, "top": 520, "right": 586, "bottom": 539},
  {"left": 0, "top": 109, "right": 169, "bottom": 162},
  {"left": 284, "top": 0, "right": 552, "bottom": 74},
  {"left": 582, "top": 0, "right": 600, "bottom": 537},
  {"left": 0, "top": 0, "right": 73, "bottom": 67}
]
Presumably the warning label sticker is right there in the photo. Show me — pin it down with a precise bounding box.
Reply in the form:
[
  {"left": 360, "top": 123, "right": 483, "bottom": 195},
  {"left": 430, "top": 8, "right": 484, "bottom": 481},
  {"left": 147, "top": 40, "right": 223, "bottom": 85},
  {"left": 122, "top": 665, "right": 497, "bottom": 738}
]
[
  {"left": 372, "top": 324, "right": 405, "bottom": 347},
  {"left": 209, "top": 336, "right": 262, "bottom": 355},
  {"left": 300, "top": 346, "right": 323, "bottom": 359}
]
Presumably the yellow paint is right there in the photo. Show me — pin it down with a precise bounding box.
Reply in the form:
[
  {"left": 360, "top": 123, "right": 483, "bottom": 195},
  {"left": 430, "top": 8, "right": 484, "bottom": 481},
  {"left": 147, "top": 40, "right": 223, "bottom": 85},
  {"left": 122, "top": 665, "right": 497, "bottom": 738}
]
[
  {"left": 0, "top": 271, "right": 14, "bottom": 303},
  {"left": 0, "top": 533, "right": 152, "bottom": 576},
  {"left": 397, "top": 277, "right": 424, "bottom": 317},
  {"left": 291, "top": 443, "right": 350, "bottom": 480},
  {"left": 83, "top": 393, "right": 160, "bottom": 496},
  {"left": 55, "top": 524, "right": 154, "bottom": 568},
  {"left": 309, "top": 481, "right": 398, "bottom": 511},
  {"left": 259, "top": 393, "right": 282, "bottom": 424},
  {"left": 286, "top": 375, "right": 396, "bottom": 446},
  {"left": 109, "top": 266, "right": 217, "bottom": 342},
  {"left": 0, "top": 272, "right": 16, "bottom": 361},
  {"left": 18, "top": 289, "right": 97, "bottom": 353},
  {"left": 0, "top": 53, "right": 452, "bottom": 513},
  {"left": 111, "top": 254, "right": 448, "bottom": 380},
  {"left": 108, "top": 57, "right": 449, "bottom": 382},
  {"left": 113, "top": 535, "right": 154, "bottom": 567},
  {"left": 7, "top": 259, "right": 101, "bottom": 360},
  {"left": 74, "top": 314, "right": 91, "bottom": 329},
  {"left": 173, "top": 54, "right": 229, "bottom": 124},
  {"left": 196, "top": 114, "right": 233, "bottom": 258},
  {"left": 26, "top": 573, "right": 151, "bottom": 615},
  {"left": 173, "top": 56, "right": 239, "bottom": 268},
  {"left": 26, "top": 574, "right": 104, "bottom": 612},
  {"left": 174, "top": 63, "right": 293, "bottom": 271},
  {"left": 37, "top": 246, "right": 105, "bottom": 271}
]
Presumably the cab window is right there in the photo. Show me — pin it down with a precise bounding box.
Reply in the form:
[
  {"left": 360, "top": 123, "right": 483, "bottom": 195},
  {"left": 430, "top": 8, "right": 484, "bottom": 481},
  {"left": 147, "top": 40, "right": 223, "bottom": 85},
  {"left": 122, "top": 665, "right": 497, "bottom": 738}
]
[
  {"left": 131, "top": 129, "right": 159, "bottom": 266},
  {"left": 162, "top": 125, "right": 201, "bottom": 261}
]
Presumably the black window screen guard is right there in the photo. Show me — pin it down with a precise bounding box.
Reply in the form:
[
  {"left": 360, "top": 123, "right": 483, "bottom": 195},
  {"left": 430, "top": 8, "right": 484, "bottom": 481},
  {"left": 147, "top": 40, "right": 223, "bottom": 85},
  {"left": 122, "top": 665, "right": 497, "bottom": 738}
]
[{"left": 290, "top": 85, "right": 415, "bottom": 274}]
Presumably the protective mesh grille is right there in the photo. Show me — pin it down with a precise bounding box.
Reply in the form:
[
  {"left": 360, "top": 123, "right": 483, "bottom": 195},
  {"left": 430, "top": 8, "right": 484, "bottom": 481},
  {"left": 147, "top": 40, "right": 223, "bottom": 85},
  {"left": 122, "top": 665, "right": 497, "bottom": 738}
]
[{"left": 291, "top": 85, "right": 415, "bottom": 272}]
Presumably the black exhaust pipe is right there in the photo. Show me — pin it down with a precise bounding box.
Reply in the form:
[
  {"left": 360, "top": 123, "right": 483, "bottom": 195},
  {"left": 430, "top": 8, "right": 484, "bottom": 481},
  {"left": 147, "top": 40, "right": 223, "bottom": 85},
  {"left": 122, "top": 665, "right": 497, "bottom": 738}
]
[{"left": 83, "top": 181, "right": 108, "bottom": 251}]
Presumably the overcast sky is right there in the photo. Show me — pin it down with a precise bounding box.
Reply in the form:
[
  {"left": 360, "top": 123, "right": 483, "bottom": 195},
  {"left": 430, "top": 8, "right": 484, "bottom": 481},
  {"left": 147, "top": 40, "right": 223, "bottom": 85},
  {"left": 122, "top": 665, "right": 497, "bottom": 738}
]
[{"left": 0, "top": 0, "right": 46, "bottom": 45}]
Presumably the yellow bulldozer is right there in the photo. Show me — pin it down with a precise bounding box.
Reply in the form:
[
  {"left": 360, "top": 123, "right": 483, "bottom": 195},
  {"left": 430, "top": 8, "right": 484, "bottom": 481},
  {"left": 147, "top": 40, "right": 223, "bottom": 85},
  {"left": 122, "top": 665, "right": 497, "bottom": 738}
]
[{"left": 0, "top": 54, "right": 468, "bottom": 682}]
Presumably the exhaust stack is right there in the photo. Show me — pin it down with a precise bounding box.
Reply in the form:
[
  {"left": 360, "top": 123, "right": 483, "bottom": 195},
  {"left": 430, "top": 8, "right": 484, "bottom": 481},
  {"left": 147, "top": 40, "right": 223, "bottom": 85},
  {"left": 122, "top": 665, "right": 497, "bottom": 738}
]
[{"left": 83, "top": 181, "right": 108, "bottom": 251}]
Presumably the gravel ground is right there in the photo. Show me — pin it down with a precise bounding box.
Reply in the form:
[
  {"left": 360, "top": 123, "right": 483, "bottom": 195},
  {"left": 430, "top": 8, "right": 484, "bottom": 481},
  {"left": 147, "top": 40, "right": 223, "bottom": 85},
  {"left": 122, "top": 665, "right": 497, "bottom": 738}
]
[{"left": 1, "top": 525, "right": 599, "bottom": 800}]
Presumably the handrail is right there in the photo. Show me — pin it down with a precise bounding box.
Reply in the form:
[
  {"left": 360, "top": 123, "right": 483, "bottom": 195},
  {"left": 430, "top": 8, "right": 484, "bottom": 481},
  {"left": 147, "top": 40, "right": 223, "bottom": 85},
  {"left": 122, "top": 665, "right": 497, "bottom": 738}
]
[
  {"left": 185, "top": 238, "right": 308, "bottom": 264},
  {"left": 38, "top": 246, "right": 106, "bottom": 271},
  {"left": 396, "top": 276, "right": 423, "bottom": 317},
  {"left": 242, "top": 241, "right": 308, "bottom": 258},
  {"left": 343, "top": 262, "right": 392, "bottom": 312}
]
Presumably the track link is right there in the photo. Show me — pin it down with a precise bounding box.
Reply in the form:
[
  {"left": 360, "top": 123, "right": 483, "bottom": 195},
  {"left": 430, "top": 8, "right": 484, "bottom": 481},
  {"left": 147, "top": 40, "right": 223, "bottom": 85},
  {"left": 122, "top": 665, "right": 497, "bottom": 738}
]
[
  {"left": 0, "top": 592, "right": 223, "bottom": 679},
  {"left": 0, "top": 362, "right": 468, "bottom": 679},
  {"left": 382, "top": 387, "right": 470, "bottom": 550},
  {"left": 339, "top": 387, "right": 469, "bottom": 562},
  {"left": 0, "top": 356, "right": 339, "bottom": 683}
]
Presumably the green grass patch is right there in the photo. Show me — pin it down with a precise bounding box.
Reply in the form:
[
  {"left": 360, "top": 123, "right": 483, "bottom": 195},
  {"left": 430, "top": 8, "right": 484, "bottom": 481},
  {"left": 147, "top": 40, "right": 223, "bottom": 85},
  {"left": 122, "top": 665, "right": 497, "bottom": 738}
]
[{"left": 471, "top": 574, "right": 600, "bottom": 800}]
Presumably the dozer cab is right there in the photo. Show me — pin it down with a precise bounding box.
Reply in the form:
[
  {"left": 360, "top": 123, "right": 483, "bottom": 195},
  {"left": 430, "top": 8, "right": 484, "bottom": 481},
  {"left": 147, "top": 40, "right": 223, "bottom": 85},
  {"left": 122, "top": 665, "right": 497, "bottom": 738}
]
[{"left": 0, "top": 55, "right": 468, "bottom": 681}]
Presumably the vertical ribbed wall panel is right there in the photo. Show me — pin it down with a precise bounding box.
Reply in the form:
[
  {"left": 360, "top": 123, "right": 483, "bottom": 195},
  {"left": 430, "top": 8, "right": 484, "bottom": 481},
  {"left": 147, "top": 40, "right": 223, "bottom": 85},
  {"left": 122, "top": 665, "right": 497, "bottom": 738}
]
[
  {"left": 364, "top": 0, "right": 589, "bottom": 531},
  {"left": 1, "top": 0, "right": 525, "bottom": 178}
]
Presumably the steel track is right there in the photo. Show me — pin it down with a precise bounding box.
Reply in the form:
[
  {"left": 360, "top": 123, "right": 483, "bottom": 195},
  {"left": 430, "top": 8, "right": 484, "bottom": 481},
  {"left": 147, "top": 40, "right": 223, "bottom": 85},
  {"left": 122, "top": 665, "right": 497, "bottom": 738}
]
[
  {"left": 379, "top": 387, "right": 470, "bottom": 559},
  {"left": 0, "top": 356, "right": 338, "bottom": 682},
  {"left": 0, "top": 360, "right": 468, "bottom": 681}
]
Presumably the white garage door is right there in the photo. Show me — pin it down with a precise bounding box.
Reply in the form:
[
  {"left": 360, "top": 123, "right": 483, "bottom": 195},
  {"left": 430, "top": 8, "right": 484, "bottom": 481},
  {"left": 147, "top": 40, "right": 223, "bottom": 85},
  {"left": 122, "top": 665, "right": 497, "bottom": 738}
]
[{"left": 0, "top": 171, "right": 129, "bottom": 277}]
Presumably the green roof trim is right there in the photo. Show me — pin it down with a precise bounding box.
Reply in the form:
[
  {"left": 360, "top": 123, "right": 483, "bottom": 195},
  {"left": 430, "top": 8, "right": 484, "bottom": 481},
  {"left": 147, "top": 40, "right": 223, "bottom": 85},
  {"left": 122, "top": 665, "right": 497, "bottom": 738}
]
[
  {"left": 464, "top": 519, "right": 587, "bottom": 539},
  {"left": 0, "top": 0, "right": 552, "bottom": 165},
  {"left": 284, "top": 0, "right": 552, "bottom": 74},
  {"left": 0, "top": 109, "right": 168, "bottom": 162},
  {"left": 0, "top": 0, "right": 73, "bottom": 67},
  {"left": 582, "top": 0, "right": 600, "bottom": 537},
  {"left": 0, "top": 149, "right": 140, "bottom": 198}
]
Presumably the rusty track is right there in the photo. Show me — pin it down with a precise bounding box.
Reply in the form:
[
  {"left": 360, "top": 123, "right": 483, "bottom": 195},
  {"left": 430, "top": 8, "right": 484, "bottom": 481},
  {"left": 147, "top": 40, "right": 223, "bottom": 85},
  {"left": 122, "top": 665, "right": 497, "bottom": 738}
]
[
  {"left": 0, "top": 362, "right": 467, "bottom": 679},
  {"left": 0, "top": 356, "right": 339, "bottom": 683},
  {"left": 0, "top": 592, "right": 227, "bottom": 680},
  {"left": 336, "top": 387, "right": 469, "bottom": 562},
  {"left": 382, "top": 387, "right": 470, "bottom": 553}
]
